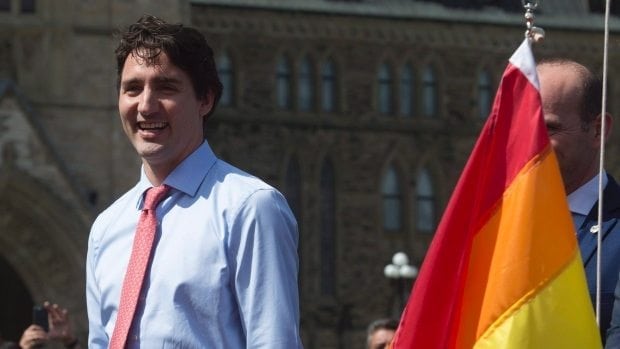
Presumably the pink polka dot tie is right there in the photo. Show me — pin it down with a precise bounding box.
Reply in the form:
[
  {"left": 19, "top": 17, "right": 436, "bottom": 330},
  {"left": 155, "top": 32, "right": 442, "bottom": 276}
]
[{"left": 109, "top": 185, "right": 171, "bottom": 349}]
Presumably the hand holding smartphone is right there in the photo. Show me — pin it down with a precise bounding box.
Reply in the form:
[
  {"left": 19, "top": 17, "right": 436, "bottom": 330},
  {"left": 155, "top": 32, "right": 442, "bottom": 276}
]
[{"left": 32, "top": 305, "right": 49, "bottom": 332}]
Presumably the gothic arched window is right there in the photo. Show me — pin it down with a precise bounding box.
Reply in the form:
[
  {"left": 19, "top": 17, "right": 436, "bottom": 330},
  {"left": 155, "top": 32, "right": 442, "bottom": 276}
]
[
  {"left": 381, "top": 165, "right": 402, "bottom": 231},
  {"left": 422, "top": 65, "right": 438, "bottom": 117},
  {"left": 298, "top": 55, "right": 314, "bottom": 112},
  {"left": 277, "top": 55, "right": 292, "bottom": 110},
  {"left": 416, "top": 168, "right": 436, "bottom": 233},
  {"left": 321, "top": 59, "right": 337, "bottom": 112},
  {"left": 478, "top": 69, "right": 493, "bottom": 118},
  {"left": 400, "top": 63, "right": 415, "bottom": 117},
  {"left": 217, "top": 52, "right": 234, "bottom": 107},
  {"left": 378, "top": 63, "right": 394, "bottom": 115}
]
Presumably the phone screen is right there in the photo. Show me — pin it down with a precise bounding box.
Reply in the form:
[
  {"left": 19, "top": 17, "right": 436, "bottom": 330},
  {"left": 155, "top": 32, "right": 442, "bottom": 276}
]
[{"left": 32, "top": 305, "right": 49, "bottom": 332}]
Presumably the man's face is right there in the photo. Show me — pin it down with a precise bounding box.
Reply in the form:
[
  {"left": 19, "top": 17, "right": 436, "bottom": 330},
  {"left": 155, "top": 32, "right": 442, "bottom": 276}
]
[
  {"left": 119, "top": 50, "right": 212, "bottom": 177},
  {"left": 538, "top": 64, "right": 600, "bottom": 195},
  {"left": 368, "top": 328, "right": 395, "bottom": 349}
]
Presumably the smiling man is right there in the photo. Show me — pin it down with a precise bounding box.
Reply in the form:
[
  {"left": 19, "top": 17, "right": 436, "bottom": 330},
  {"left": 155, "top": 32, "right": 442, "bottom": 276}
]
[{"left": 86, "top": 15, "right": 302, "bottom": 348}]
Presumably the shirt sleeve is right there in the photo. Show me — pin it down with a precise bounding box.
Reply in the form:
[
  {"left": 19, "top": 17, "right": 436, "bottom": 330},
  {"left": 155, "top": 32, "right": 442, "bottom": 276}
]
[
  {"left": 228, "top": 188, "right": 303, "bottom": 348},
  {"left": 86, "top": 222, "right": 110, "bottom": 349}
]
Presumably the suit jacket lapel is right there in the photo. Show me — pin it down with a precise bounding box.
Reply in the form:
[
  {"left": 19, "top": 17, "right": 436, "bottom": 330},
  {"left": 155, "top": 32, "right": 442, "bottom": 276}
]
[
  {"left": 580, "top": 175, "right": 620, "bottom": 266},
  {"left": 580, "top": 219, "right": 618, "bottom": 265}
]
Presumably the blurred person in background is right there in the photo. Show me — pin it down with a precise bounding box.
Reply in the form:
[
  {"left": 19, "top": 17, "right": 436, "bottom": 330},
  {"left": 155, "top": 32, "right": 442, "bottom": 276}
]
[
  {"left": 367, "top": 318, "right": 398, "bottom": 349},
  {"left": 18, "top": 302, "right": 80, "bottom": 349}
]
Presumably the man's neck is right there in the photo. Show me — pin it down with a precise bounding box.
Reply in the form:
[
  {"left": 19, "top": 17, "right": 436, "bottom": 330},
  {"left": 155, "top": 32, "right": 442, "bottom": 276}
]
[{"left": 143, "top": 163, "right": 174, "bottom": 186}]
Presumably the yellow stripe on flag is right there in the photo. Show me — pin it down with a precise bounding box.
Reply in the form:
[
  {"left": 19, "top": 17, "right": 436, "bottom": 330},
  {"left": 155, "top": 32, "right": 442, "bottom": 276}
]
[{"left": 474, "top": 255, "right": 600, "bottom": 348}]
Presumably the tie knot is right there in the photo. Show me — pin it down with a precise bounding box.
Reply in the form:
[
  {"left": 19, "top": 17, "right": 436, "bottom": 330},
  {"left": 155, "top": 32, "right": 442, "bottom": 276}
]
[{"left": 143, "top": 184, "right": 171, "bottom": 211}]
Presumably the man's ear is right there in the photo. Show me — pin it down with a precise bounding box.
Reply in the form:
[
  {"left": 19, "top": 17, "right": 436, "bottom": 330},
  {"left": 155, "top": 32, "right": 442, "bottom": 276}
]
[
  {"left": 200, "top": 92, "right": 215, "bottom": 118},
  {"left": 595, "top": 113, "right": 613, "bottom": 141}
]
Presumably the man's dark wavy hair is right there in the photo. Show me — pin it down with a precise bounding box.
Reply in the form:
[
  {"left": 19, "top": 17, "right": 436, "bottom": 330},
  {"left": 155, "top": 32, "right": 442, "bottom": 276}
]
[{"left": 115, "top": 14, "right": 223, "bottom": 120}]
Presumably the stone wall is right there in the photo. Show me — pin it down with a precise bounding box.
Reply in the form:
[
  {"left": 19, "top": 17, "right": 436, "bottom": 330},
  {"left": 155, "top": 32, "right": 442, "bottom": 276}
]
[{"left": 2, "top": 0, "right": 620, "bottom": 347}]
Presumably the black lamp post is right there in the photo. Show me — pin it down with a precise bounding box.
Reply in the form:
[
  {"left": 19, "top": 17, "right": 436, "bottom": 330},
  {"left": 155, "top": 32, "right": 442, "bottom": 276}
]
[{"left": 384, "top": 252, "right": 418, "bottom": 317}]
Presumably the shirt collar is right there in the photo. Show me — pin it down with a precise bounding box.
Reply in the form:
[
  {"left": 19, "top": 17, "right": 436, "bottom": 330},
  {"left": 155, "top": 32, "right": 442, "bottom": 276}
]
[
  {"left": 567, "top": 171, "right": 608, "bottom": 216},
  {"left": 137, "top": 141, "right": 217, "bottom": 204}
]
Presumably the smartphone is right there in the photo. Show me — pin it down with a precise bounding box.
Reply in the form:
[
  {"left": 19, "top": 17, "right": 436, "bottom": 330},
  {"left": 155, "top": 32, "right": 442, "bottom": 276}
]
[{"left": 32, "top": 305, "right": 49, "bottom": 332}]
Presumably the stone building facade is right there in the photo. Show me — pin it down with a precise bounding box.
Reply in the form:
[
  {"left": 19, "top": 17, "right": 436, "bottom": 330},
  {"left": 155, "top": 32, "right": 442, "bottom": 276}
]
[{"left": 1, "top": 0, "right": 620, "bottom": 347}]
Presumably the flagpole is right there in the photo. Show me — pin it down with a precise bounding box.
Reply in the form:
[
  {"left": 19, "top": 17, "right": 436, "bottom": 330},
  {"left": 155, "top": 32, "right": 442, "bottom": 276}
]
[
  {"left": 522, "top": 0, "right": 544, "bottom": 43},
  {"left": 596, "top": 0, "right": 612, "bottom": 328}
]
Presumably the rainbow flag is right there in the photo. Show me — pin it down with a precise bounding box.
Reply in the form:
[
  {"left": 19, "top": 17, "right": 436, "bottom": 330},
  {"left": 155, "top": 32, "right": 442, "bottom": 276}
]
[{"left": 390, "top": 39, "right": 601, "bottom": 348}]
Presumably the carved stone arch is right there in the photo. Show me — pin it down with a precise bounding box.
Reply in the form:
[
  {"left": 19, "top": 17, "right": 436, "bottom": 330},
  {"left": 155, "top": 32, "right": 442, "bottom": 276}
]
[
  {"left": 396, "top": 56, "right": 416, "bottom": 79},
  {"left": 312, "top": 136, "right": 344, "bottom": 191},
  {"left": 0, "top": 167, "right": 88, "bottom": 340},
  {"left": 0, "top": 79, "right": 90, "bottom": 341},
  {"left": 296, "top": 50, "right": 317, "bottom": 68},
  {"left": 0, "top": 80, "right": 89, "bottom": 218},
  {"left": 280, "top": 148, "right": 300, "bottom": 185},
  {"left": 409, "top": 151, "right": 445, "bottom": 259},
  {"left": 275, "top": 49, "right": 293, "bottom": 68},
  {"left": 0, "top": 35, "right": 16, "bottom": 81},
  {"left": 393, "top": 47, "right": 418, "bottom": 87},
  {"left": 378, "top": 140, "right": 411, "bottom": 184},
  {"left": 316, "top": 150, "right": 337, "bottom": 295},
  {"left": 318, "top": 51, "right": 339, "bottom": 68},
  {"left": 304, "top": 138, "right": 341, "bottom": 297},
  {"left": 311, "top": 138, "right": 342, "bottom": 210},
  {"left": 378, "top": 158, "right": 405, "bottom": 208},
  {"left": 414, "top": 145, "right": 448, "bottom": 203}
]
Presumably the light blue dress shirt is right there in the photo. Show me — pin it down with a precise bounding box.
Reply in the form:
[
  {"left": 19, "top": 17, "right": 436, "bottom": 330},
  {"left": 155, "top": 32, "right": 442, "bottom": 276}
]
[
  {"left": 86, "top": 141, "right": 302, "bottom": 348},
  {"left": 568, "top": 171, "right": 608, "bottom": 217}
]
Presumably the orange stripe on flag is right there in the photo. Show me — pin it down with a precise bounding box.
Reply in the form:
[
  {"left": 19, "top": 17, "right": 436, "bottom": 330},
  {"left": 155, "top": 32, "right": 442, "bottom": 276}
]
[{"left": 456, "top": 147, "right": 580, "bottom": 347}]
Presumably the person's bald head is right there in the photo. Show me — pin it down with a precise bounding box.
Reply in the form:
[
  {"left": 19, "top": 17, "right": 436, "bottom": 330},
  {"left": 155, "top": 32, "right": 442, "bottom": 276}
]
[
  {"left": 537, "top": 59, "right": 602, "bottom": 131},
  {"left": 537, "top": 59, "right": 611, "bottom": 194}
]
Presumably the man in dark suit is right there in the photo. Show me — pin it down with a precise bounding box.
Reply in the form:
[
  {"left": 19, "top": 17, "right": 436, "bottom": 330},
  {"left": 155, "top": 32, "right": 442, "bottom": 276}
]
[{"left": 537, "top": 59, "right": 619, "bottom": 345}]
